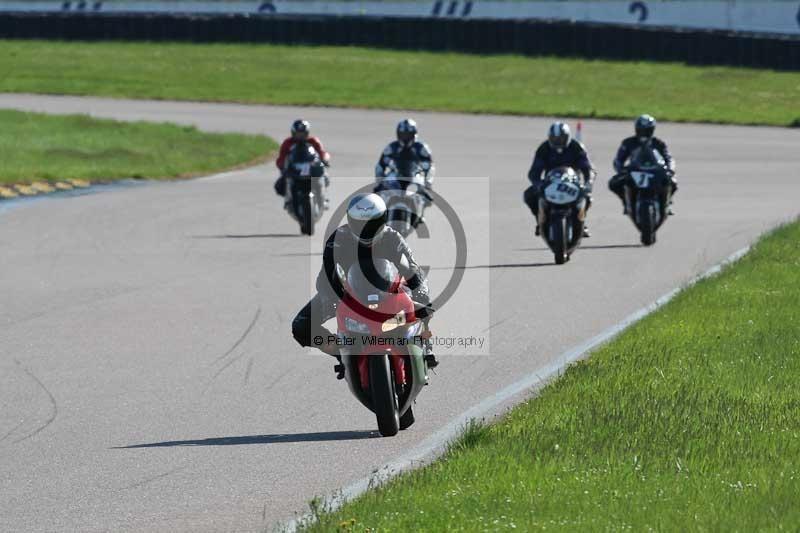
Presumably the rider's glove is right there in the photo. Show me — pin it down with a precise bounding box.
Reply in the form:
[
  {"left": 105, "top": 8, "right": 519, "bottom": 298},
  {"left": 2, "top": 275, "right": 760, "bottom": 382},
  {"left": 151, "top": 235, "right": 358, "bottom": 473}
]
[{"left": 416, "top": 302, "right": 435, "bottom": 321}]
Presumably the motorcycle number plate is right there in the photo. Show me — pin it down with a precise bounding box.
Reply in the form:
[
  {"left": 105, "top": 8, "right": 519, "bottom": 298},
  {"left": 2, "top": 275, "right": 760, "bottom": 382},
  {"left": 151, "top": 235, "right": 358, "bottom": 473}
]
[
  {"left": 631, "top": 171, "right": 653, "bottom": 188},
  {"left": 544, "top": 181, "right": 580, "bottom": 205}
]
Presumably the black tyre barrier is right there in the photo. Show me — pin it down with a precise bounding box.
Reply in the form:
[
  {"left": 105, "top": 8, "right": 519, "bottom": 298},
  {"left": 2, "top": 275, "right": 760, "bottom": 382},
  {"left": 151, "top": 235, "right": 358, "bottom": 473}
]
[{"left": 0, "top": 13, "right": 797, "bottom": 70}]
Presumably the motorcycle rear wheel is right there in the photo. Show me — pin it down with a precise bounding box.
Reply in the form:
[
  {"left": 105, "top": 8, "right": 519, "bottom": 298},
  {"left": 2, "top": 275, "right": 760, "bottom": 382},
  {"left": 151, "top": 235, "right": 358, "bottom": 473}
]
[{"left": 369, "top": 355, "right": 400, "bottom": 437}]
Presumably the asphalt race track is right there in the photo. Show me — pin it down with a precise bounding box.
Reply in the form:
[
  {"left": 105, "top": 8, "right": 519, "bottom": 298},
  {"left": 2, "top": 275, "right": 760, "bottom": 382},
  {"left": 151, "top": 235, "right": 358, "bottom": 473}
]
[{"left": 1, "top": 95, "right": 798, "bottom": 532}]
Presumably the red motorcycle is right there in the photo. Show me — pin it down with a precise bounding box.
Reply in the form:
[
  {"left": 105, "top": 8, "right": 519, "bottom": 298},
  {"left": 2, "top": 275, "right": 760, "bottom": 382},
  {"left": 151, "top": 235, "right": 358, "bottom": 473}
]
[{"left": 334, "top": 260, "right": 430, "bottom": 437}]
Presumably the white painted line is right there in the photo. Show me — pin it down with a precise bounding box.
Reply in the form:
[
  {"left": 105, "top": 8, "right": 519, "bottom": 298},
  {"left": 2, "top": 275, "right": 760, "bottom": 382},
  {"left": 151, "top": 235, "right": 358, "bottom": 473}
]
[{"left": 282, "top": 244, "right": 752, "bottom": 532}]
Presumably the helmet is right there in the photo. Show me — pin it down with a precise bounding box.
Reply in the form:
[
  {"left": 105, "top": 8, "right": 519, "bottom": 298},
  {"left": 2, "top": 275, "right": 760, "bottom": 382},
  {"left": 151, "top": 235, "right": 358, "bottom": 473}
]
[
  {"left": 635, "top": 114, "right": 656, "bottom": 141},
  {"left": 396, "top": 118, "right": 418, "bottom": 147},
  {"left": 291, "top": 119, "right": 310, "bottom": 139},
  {"left": 547, "top": 122, "right": 571, "bottom": 153},
  {"left": 346, "top": 193, "right": 388, "bottom": 246}
]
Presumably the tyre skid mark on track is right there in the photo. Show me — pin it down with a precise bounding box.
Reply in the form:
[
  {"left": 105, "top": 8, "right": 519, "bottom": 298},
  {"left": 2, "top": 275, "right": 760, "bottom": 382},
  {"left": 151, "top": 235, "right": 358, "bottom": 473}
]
[
  {"left": 0, "top": 419, "right": 26, "bottom": 445},
  {"left": 204, "top": 351, "right": 249, "bottom": 394},
  {"left": 114, "top": 465, "right": 190, "bottom": 492},
  {"left": 7, "top": 359, "right": 58, "bottom": 445},
  {"left": 283, "top": 245, "right": 752, "bottom": 532},
  {"left": 243, "top": 356, "right": 255, "bottom": 386},
  {"left": 211, "top": 307, "right": 261, "bottom": 365},
  {"left": 262, "top": 367, "right": 292, "bottom": 393}
]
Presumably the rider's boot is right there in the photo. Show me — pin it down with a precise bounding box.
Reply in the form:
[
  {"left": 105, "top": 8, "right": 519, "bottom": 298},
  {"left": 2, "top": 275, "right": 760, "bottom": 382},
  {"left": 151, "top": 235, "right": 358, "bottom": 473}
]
[
  {"left": 333, "top": 355, "right": 345, "bottom": 380},
  {"left": 424, "top": 341, "right": 439, "bottom": 369},
  {"left": 535, "top": 225, "right": 541, "bottom": 237},
  {"left": 582, "top": 224, "right": 591, "bottom": 238}
]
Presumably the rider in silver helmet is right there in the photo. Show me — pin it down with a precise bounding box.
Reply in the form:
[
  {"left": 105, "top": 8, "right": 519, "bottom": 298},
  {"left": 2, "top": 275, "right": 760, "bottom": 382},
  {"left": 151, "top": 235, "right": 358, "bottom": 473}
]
[
  {"left": 523, "top": 122, "right": 596, "bottom": 237},
  {"left": 375, "top": 119, "right": 435, "bottom": 190},
  {"left": 291, "top": 193, "right": 438, "bottom": 372}
]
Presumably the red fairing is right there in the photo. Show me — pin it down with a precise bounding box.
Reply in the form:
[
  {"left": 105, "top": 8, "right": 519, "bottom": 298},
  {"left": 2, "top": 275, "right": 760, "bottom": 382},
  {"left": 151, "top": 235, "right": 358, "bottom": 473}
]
[
  {"left": 336, "top": 279, "right": 417, "bottom": 390},
  {"left": 275, "top": 136, "right": 330, "bottom": 170}
]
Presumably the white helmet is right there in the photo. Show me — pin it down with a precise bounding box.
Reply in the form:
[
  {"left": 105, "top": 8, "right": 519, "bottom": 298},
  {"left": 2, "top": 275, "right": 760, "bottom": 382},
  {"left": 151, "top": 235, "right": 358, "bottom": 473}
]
[
  {"left": 346, "top": 193, "right": 388, "bottom": 246},
  {"left": 547, "top": 122, "right": 571, "bottom": 153}
]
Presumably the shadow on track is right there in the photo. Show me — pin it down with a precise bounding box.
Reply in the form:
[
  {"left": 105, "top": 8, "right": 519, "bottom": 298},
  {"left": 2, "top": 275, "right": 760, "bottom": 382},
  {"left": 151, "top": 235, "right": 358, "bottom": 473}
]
[
  {"left": 430, "top": 262, "right": 554, "bottom": 270},
  {"left": 514, "top": 243, "right": 643, "bottom": 252},
  {"left": 115, "top": 430, "right": 377, "bottom": 449},
  {"left": 273, "top": 252, "right": 323, "bottom": 257},
  {"left": 192, "top": 233, "right": 301, "bottom": 239}
]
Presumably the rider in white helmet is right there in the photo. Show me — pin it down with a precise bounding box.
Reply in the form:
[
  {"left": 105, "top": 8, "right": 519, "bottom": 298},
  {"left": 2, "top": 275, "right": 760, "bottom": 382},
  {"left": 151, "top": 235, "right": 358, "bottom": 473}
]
[
  {"left": 375, "top": 119, "right": 435, "bottom": 190},
  {"left": 292, "top": 193, "right": 438, "bottom": 372},
  {"left": 523, "top": 122, "right": 595, "bottom": 237}
]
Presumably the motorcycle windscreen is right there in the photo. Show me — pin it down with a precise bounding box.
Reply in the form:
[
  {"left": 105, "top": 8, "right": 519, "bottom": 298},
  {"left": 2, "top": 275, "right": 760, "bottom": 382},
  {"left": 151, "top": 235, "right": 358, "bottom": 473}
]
[
  {"left": 392, "top": 158, "right": 422, "bottom": 179},
  {"left": 288, "top": 142, "right": 322, "bottom": 177},
  {"left": 630, "top": 145, "right": 666, "bottom": 170},
  {"left": 342, "top": 260, "right": 416, "bottom": 327}
]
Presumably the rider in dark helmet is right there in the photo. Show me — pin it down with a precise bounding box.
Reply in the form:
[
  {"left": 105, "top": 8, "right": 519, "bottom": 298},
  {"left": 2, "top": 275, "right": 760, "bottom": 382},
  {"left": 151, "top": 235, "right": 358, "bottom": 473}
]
[
  {"left": 274, "top": 119, "right": 331, "bottom": 198},
  {"left": 291, "top": 193, "right": 438, "bottom": 371},
  {"left": 609, "top": 114, "right": 677, "bottom": 214},
  {"left": 375, "top": 119, "right": 435, "bottom": 190},
  {"left": 523, "top": 122, "right": 596, "bottom": 237}
]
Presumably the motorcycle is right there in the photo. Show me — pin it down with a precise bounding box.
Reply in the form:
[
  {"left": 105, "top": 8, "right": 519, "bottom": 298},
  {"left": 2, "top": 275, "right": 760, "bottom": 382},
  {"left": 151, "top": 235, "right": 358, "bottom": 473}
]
[
  {"left": 621, "top": 146, "right": 672, "bottom": 246},
  {"left": 334, "top": 260, "right": 430, "bottom": 437},
  {"left": 284, "top": 141, "right": 327, "bottom": 236},
  {"left": 375, "top": 158, "right": 432, "bottom": 238},
  {"left": 537, "top": 166, "right": 589, "bottom": 264}
]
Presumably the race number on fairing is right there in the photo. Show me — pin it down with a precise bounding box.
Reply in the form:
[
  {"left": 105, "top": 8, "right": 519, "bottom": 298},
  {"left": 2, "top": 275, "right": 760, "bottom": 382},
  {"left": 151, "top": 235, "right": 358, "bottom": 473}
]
[
  {"left": 631, "top": 171, "right": 654, "bottom": 188},
  {"left": 544, "top": 180, "right": 581, "bottom": 204}
]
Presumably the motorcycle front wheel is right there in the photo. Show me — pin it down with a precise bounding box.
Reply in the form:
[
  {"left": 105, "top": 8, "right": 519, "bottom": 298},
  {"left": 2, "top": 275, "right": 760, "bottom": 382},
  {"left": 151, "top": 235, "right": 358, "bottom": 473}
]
[
  {"left": 301, "top": 193, "right": 315, "bottom": 236},
  {"left": 639, "top": 201, "right": 657, "bottom": 246},
  {"left": 369, "top": 355, "right": 400, "bottom": 437},
  {"left": 549, "top": 216, "right": 569, "bottom": 265}
]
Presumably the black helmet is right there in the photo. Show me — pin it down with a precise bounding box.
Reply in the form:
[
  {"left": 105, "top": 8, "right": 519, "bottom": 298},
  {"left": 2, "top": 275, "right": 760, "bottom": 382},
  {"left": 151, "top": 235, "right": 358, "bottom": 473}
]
[
  {"left": 291, "top": 119, "right": 310, "bottom": 139},
  {"left": 346, "top": 193, "right": 388, "bottom": 246},
  {"left": 547, "top": 122, "right": 571, "bottom": 153},
  {"left": 396, "top": 118, "right": 418, "bottom": 147},
  {"left": 635, "top": 114, "right": 656, "bottom": 140}
]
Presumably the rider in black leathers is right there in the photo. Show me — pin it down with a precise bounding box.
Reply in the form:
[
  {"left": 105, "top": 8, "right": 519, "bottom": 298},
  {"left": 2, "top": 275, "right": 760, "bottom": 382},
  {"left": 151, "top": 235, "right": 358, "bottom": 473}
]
[
  {"left": 291, "top": 193, "right": 438, "bottom": 370},
  {"left": 609, "top": 114, "right": 677, "bottom": 214},
  {"left": 375, "top": 118, "right": 435, "bottom": 189},
  {"left": 523, "top": 122, "right": 595, "bottom": 237}
]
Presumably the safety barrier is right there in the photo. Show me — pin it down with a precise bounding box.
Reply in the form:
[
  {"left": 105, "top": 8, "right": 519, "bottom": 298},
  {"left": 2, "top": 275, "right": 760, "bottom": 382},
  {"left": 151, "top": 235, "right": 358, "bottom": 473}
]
[{"left": 0, "top": 13, "right": 797, "bottom": 70}]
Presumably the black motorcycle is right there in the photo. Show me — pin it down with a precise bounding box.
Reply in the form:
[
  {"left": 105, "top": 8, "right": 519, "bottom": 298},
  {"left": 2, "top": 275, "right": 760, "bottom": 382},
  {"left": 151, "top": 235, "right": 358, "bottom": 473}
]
[
  {"left": 620, "top": 146, "right": 672, "bottom": 246},
  {"left": 537, "top": 166, "right": 589, "bottom": 264},
  {"left": 284, "top": 141, "right": 327, "bottom": 236}
]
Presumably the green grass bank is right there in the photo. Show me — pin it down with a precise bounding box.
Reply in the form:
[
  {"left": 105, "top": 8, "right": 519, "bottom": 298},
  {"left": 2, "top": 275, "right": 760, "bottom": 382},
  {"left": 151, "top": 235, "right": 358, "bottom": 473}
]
[
  {"left": 0, "top": 109, "right": 275, "bottom": 185},
  {"left": 303, "top": 221, "right": 800, "bottom": 531},
  {"left": 2, "top": 40, "right": 798, "bottom": 126}
]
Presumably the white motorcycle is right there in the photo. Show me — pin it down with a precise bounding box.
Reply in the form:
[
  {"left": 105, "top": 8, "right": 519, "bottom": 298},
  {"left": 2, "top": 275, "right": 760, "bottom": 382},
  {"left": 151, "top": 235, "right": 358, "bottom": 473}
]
[
  {"left": 374, "top": 159, "right": 432, "bottom": 238},
  {"left": 537, "top": 166, "right": 589, "bottom": 264}
]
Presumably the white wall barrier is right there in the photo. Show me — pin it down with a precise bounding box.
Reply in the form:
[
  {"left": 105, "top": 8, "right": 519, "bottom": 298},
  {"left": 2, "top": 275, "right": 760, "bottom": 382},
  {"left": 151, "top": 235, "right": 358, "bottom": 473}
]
[{"left": 0, "top": 1, "right": 797, "bottom": 35}]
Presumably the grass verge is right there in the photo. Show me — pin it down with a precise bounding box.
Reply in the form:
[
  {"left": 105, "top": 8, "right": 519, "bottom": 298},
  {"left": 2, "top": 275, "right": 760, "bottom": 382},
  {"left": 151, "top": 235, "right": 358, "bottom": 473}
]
[
  {"left": 302, "top": 221, "right": 800, "bottom": 531},
  {"left": 0, "top": 109, "right": 275, "bottom": 185},
  {"left": 2, "top": 40, "right": 799, "bottom": 126}
]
